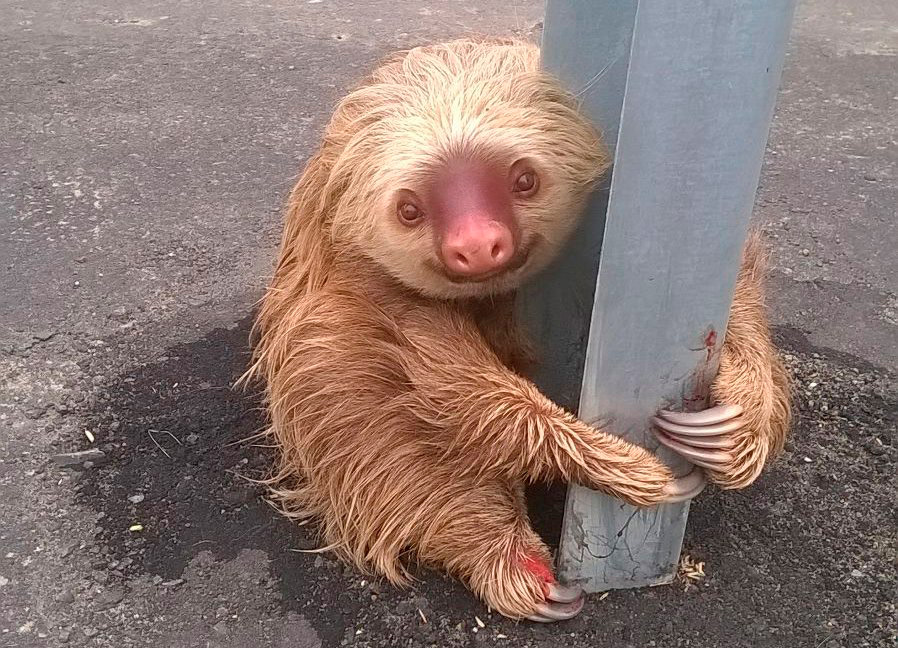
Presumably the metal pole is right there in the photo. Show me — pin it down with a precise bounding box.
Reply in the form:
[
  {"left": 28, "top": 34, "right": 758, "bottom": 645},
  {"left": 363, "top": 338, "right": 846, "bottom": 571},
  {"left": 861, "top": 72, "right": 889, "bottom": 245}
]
[{"left": 521, "top": 0, "right": 797, "bottom": 591}]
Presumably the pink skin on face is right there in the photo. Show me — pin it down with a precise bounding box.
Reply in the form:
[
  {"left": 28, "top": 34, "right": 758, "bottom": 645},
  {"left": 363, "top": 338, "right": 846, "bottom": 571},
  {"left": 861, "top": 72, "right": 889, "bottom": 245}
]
[{"left": 427, "top": 160, "right": 520, "bottom": 278}]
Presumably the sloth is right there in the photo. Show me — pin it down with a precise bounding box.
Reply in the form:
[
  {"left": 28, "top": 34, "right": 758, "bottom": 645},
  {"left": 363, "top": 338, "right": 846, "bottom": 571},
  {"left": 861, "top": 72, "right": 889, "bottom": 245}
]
[{"left": 245, "top": 37, "right": 792, "bottom": 622}]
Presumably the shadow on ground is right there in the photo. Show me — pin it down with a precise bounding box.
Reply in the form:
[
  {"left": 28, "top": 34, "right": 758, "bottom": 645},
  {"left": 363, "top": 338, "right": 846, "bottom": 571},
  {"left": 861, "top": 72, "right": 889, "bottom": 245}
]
[{"left": 77, "top": 318, "right": 897, "bottom": 648}]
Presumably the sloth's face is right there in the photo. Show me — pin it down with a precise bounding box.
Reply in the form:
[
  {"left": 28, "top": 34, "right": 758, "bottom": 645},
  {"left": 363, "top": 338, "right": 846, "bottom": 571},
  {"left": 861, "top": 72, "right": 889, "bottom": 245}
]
[
  {"left": 328, "top": 40, "right": 608, "bottom": 299},
  {"left": 371, "top": 152, "right": 580, "bottom": 300}
]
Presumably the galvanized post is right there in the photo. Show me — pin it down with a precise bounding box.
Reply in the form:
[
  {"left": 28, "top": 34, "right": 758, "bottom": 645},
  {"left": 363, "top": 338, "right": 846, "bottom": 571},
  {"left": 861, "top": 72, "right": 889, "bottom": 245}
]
[{"left": 520, "top": 0, "right": 797, "bottom": 591}]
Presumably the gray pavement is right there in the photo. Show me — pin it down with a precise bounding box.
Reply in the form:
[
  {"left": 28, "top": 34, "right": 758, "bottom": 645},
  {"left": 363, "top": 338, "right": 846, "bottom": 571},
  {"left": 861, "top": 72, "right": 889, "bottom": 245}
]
[{"left": 1, "top": 2, "right": 895, "bottom": 647}]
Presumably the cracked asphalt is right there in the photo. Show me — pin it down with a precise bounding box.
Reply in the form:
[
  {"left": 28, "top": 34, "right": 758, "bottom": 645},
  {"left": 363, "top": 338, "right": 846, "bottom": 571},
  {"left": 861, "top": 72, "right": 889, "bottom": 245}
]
[{"left": 1, "top": 1, "right": 895, "bottom": 647}]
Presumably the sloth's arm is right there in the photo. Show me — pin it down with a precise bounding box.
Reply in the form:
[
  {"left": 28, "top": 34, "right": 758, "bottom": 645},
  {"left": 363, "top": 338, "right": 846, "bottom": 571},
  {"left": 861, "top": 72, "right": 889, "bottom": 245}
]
[
  {"left": 401, "top": 309, "right": 703, "bottom": 507},
  {"left": 653, "top": 232, "right": 792, "bottom": 489}
]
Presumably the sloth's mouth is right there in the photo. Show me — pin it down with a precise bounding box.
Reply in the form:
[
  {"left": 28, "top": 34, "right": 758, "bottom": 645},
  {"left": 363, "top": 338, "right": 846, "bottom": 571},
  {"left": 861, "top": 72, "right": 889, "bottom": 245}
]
[{"left": 433, "top": 242, "right": 533, "bottom": 285}]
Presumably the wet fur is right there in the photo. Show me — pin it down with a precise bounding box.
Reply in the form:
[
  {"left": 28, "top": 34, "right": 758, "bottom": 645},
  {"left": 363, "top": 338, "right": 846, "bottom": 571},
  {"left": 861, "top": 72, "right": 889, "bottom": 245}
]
[{"left": 244, "top": 38, "right": 792, "bottom": 618}]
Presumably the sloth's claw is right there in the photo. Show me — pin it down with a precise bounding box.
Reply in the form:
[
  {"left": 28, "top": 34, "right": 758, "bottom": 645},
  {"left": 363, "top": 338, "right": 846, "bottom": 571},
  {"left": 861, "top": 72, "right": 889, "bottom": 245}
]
[
  {"left": 526, "top": 593, "right": 585, "bottom": 623},
  {"left": 652, "top": 415, "right": 744, "bottom": 438},
  {"left": 661, "top": 467, "right": 706, "bottom": 502},
  {"left": 546, "top": 581, "right": 583, "bottom": 604},
  {"left": 519, "top": 555, "right": 585, "bottom": 622},
  {"left": 652, "top": 404, "right": 743, "bottom": 471},
  {"left": 657, "top": 404, "right": 743, "bottom": 426},
  {"left": 659, "top": 433, "right": 731, "bottom": 449},
  {"left": 654, "top": 431, "right": 733, "bottom": 469}
]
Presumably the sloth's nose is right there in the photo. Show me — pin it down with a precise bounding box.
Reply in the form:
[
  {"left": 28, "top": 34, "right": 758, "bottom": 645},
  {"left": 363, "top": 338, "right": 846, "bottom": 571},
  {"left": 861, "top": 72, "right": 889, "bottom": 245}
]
[{"left": 441, "top": 217, "right": 515, "bottom": 276}]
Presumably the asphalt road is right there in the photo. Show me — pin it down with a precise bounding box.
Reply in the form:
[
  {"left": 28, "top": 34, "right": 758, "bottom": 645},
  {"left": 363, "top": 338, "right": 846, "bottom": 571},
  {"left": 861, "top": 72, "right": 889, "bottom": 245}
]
[{"left": 1, "top": 2, "right": 895, "bottom": 647}]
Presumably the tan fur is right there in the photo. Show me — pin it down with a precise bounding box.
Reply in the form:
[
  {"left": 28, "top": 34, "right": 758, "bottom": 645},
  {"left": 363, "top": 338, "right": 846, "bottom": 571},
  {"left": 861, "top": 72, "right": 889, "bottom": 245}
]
[
  {"left": 710, "top": 231, "right": 793, "bottom": 489},
  {"left": 244, "top": 38, "right": 792, "bottom": 619}
]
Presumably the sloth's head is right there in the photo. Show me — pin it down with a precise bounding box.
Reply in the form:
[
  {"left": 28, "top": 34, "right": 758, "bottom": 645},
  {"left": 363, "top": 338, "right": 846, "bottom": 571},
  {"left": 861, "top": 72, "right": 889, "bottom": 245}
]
[{"left": 319, "top": 38, "right": 608, "bottom": 299}]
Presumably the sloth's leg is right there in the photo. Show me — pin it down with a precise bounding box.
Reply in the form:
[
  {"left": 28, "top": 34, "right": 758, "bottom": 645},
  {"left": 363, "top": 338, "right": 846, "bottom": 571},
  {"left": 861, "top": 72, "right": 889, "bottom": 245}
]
[{"left": 416, "top": 476, "right": 584, "bottom": 622}]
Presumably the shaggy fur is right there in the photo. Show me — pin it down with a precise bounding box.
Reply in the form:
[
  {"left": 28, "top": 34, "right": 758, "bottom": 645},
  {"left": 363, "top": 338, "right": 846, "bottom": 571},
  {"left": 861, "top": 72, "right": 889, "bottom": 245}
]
[
  {"left": 244, "top": 38, "right": 792, "bottom": 619},
  {"left": 710, "top": 232, "right": 792, "bottom": 489}
]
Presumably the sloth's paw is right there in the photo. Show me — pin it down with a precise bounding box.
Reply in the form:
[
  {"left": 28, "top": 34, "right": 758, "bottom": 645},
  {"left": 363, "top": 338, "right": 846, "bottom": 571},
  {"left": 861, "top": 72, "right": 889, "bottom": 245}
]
[{"left": 652, "top": 403, "right": 773, "bottom": 489}]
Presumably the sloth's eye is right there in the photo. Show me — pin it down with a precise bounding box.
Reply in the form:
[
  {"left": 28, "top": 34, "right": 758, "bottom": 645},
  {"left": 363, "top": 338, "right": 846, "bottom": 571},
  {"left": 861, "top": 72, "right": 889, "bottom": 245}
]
[
  {"left": 512, "top": 169, "right": 539, "bottom": 197},
  {"left": 397, "top": 201, "right": 424, "bottom": 226}
]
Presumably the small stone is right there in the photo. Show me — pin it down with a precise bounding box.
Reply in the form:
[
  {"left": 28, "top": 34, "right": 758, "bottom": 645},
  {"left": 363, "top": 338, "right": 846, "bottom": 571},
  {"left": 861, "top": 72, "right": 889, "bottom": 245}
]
[
  {"left": 162, "top": 578, "right": 184, "bottom": 588},
  {"left": 222, "top": 488, "right": 253, "bottom": 505},
  {"left": 83, "top": 627, "right": 98, "bottom": 638},
  {"left": 152, "top": 575, "right": 163, "bottom": 585},
  {"left": 55, "top": 590, "right": 75, "bottom": 604},
  {"left": 95, "top": 588, "right": 124, "bottom": 610},
  {"left": 128, "top": 494, "right": 145, "bottom": 504},
  {"left": 25, "top": 405, "right": 48, "bottom": 419},
  {"left": 850, "top": 569, "right": 864, "bottom": 579},
  {"left": 51, "top": 449, "right": 107, "bottom": 467},
  {"left": 800, "top": 248, "right": 810, "bottom": 256},
  {"left": 59, "top": 628, "right": 71, "bottom": 643},
  {"left": 749, "top": 619, "right": 768, "bottom": 634},
  {"left": 397, "top": 595, "right": 430, "bottom": 614},
  {"left": 212, "top": 621, "right": 228, "bottom": 635},
  {"left": 866, "top": 441, "right": 886, "bottom": 456},
  {"left": 216, "top": 606, "right": 228, "bottom": 618},
  {"left": 186, "top": 433, "right": 200, "bottom": 445}
]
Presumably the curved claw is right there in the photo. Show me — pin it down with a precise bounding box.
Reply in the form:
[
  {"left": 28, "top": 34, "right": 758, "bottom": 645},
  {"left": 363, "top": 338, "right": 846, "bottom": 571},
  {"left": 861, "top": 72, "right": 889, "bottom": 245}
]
[
  {"left": 661, "top": 468, "right": 706, "bottom": 502},
  {"left": 654, "top": 430, "right": 733, "bottom": 470},
  {"left": 526, "top": 595, "right": 585, "bottom": 623},
  {"left": 652, "top": 415, "right": 744, "bottom": 438},
  {"left": 657, "top": 404, "right": 742, "bottom": 426},
  {"left": 546, "top": 582, "right": 583, "bottom": 604},
  {"left": 657, "top": 433, "right": 731, "bottom": 449}
]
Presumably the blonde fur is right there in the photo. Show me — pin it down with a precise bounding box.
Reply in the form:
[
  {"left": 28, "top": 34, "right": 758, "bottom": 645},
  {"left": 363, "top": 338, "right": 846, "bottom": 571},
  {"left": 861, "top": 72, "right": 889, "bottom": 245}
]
[
  {"left": 710, "top": 231, "right": 793, "bottom": 488},
  {"left": 244, "top": 38, "right": 792, "bottom": 619}
]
